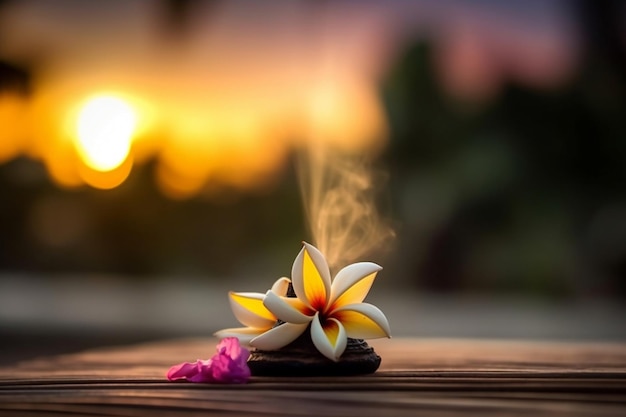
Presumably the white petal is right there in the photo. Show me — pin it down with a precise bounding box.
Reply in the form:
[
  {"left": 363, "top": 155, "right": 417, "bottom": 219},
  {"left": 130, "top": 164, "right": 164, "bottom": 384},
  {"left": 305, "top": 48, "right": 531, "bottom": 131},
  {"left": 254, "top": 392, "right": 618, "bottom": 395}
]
[
  {"left": 270, "top": 277, "right": 291, "bottom": 295},
  {"left": 229, "top": 292, "right": 276, "bottom": 329},
  {"left": 213, "top": 327, "right": 265, "bottom": 345},
  {"left": 332, "top": 303, "right": 391, "bottom": 339},
  {"left": 329, "top": 262, "right": 382, "bottom": 308},
  {"left": 250, "top": 322, "right": 309, "bottom": 350},
  {"left": 311, "top": 313, "right": 347, "bottom": 362},
  {"left": 291, "top": 242, "right": 331, "bottom": 309},
  {"left": 263, "top": 290, "right": 313, "bottom": 324}
]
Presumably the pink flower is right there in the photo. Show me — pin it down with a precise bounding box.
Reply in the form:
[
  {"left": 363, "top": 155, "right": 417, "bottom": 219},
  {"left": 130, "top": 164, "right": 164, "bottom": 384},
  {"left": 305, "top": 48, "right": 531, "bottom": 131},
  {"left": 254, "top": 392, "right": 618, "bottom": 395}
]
[{"left": 167, "top": 337, "right": 251, "bottom": 383}]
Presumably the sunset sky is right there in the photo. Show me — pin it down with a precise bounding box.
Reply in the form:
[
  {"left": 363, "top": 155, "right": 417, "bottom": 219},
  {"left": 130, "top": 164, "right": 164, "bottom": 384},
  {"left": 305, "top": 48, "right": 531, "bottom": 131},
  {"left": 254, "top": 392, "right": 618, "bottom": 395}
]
[{"left": 0, "top": 0, "right": 579, "bottom": 197}]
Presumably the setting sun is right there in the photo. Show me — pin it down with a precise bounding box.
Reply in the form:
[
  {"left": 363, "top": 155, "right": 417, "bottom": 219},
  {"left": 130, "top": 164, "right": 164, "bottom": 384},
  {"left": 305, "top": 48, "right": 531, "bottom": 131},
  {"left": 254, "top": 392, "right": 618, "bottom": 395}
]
[{"left": 75, "top": 95, "right": 136, "bottom": 172}]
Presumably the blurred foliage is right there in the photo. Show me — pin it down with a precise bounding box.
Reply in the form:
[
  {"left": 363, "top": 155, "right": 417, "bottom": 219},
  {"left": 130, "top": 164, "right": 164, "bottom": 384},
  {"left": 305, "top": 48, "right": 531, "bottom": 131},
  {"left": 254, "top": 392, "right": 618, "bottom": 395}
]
[
  {"left": 382, "top": 32, "right": 626, "bottom": 298},
  {"left": 0, "top": 157, "right": 305, "bottom": 279}
]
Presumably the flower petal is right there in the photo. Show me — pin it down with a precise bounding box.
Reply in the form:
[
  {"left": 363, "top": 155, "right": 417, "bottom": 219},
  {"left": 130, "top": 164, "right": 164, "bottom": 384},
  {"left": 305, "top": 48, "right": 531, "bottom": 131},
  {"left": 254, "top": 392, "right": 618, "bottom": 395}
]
[
  {"left": 167, "top": 339, "right": 251, "bottom": 384},
  {"left": 250, "top": 322, "right": 309, "bottom": 350},
  {"left": 167, "top": 361, "right": 201, "bottom": 381},
  {"left": 291, "top": 242, "right": 331, "bottom": 309},
  {"left": 210, "top": 338, "right": 251, "bottom": 383},
  {"left": 332, "top": 303, "right": 391, "bottom": 339},
  {"left": 229, "top": 291, "right": 276, "bottom": 329},
  {"left": 187, "top": 359, "right": 215, "bottom": 383},
  {"left": 213, "top": 327, "right": 266, "bottom": 345},
  {"left": 216, "top": 337, "right": 250, "bottom": 362},
  {"left": 310, "top": 313, "right": 347, "bottom": 362},
  {"left": 329, "top": 262, "right": 382, "bottom": 309},
  {"left": 270, "top": 277, "right": 291, "bottom": 295},
  {"left": 208, "top": 351, "right": 251, "bottom": 383},
  {"left": 263, "top": 290, "right": 313, "bottom": 324}
]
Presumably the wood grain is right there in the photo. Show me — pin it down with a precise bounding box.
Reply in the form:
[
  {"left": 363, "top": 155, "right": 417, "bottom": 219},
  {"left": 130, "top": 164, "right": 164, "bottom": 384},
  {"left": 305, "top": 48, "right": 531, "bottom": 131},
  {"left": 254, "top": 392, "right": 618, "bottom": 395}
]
[{"left": 0, "top": 338, "right": 624, "bottom": 416}]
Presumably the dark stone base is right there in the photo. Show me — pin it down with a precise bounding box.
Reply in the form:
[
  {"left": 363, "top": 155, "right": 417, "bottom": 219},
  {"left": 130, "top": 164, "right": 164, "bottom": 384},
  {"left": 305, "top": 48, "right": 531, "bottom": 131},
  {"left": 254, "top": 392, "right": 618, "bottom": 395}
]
[{"left": 248, "top": 332, "right": 381, "bottom": 376}]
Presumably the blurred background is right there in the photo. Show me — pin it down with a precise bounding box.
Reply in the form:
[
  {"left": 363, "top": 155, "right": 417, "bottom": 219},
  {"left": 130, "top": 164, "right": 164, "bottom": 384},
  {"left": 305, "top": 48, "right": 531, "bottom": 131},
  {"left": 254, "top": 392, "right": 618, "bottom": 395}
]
[{"left": 1, "top": 0, "right": 625, "bottom": 365}]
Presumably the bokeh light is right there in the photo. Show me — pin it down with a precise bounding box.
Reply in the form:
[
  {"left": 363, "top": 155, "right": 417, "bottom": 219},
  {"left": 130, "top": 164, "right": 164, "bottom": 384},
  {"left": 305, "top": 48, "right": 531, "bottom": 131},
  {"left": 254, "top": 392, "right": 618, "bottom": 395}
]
[{"left": 75, "top": 95, "right": 136, "bottom": 172}]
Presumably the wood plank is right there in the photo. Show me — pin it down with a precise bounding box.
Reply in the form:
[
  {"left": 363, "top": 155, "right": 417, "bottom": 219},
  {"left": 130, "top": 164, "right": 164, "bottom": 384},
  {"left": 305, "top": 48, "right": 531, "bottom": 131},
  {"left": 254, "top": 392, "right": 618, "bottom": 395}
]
[{"left": 0, "top": 338, "right": 624, "bottom": 416}]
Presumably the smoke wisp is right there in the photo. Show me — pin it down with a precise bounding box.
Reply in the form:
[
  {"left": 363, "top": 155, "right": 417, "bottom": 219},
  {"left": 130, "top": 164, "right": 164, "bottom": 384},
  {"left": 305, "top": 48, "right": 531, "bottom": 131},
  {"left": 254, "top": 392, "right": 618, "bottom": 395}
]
[{"left": 298, "top": 144, "right": 395, "bottom": 271}]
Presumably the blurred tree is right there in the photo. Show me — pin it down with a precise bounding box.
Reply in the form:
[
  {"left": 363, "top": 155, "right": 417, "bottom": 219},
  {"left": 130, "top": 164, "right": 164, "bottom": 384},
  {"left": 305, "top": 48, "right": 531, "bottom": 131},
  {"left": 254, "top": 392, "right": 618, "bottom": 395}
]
[{"left": 381, "top": 10, "right": 626, "bottom": 298}]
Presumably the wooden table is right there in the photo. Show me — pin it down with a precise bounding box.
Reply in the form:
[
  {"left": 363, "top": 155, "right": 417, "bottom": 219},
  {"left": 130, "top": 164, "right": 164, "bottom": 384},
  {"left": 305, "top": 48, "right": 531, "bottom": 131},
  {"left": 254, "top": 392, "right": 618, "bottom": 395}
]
[{"left": 0, "top": 338, "right": 625, "bottom": 416}]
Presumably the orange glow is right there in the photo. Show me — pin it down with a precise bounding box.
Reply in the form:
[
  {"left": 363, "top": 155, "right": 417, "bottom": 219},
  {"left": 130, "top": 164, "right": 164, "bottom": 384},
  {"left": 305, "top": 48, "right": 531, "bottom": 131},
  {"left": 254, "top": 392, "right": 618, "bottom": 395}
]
[
  {"left": 0, "top": 94, "right": 28, "bottom": 163},
  {"left": 307, "top": 77, "right": 388, "bottom": 154},
  {"left": 78, "top": 153, "right": 133, "bottom": 190},
  {"left": 43, "top": 140, "right": 83, "bottom": 189},
  {"left": 0, "top": 79, "right": 387, "bottom": 196},
  {"left": 0, "top": 77, "right": 386, "bottom": 197},
  {"left": 156, "top": 151, "right": 208, "bottom": 200}
]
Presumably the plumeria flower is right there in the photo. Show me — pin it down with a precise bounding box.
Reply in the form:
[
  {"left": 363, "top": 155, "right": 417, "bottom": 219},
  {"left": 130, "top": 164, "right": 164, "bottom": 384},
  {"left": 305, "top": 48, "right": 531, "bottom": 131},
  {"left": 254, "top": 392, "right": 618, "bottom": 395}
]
[
  {"left": 167, "top": 337, "right": 250, "bottom": 383},
  {"left": 214, "top": 277, "right": 290, "bottom": 344},
  {"left": 250, "top": 242, "right": 391, "bottom": 362}
]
